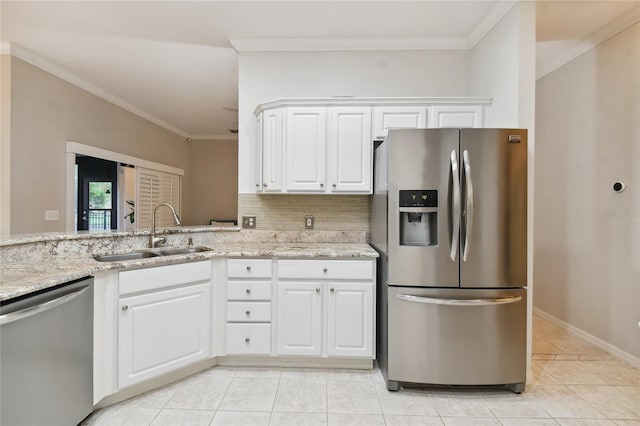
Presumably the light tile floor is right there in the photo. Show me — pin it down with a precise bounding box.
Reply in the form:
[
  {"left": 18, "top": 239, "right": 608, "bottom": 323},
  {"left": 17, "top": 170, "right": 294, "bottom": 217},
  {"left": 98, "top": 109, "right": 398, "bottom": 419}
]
[{"left": 84, "top": 315, "right": 640, "bottom": 426}]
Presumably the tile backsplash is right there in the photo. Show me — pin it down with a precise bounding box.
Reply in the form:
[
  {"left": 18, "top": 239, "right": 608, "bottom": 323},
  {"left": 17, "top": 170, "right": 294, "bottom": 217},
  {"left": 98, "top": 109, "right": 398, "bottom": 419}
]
[{"left": 238, "top": 194, "right": 369, "bottom": 232}]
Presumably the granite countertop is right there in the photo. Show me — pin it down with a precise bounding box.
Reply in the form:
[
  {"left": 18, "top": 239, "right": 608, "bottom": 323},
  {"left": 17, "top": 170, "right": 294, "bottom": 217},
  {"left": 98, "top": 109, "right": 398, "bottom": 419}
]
[{"left": 0, "top": 242, "right": 378, "bottom": 302}]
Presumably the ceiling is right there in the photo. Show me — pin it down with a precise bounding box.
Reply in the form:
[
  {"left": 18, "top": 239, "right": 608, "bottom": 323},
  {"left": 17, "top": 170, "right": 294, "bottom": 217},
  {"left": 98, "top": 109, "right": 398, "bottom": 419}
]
[{"left": 1, "top": 1, "right": 638, "bottom": 139}]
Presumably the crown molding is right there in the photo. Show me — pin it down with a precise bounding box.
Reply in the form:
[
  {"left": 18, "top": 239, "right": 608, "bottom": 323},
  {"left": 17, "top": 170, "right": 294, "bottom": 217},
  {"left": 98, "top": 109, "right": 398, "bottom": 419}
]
[
  {"left": 229, "top": 36, "right": 470, "bottom": 52},
  {"left": 468, "top": 1, "right": 517, "bottom": 48},
  {"left": 536, "top": 6, "right": 640, "bottom": 80},
  {"left": 4, "top": 42, "right": 193, "bottom": 138},
  {"left": 189, "top": 134, "right": 238, "bottom": 141},
  {"left": 253, "top": 96, "right": 493, "bottom": 116}
]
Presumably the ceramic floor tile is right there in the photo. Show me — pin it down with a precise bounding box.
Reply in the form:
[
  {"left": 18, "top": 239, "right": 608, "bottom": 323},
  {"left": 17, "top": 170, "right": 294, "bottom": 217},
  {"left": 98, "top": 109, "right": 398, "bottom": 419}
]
[
  {"left": 324, "top": 368, "right": 375, "bottom": 382},
  {"left": 218, "top": 378, "right": 279, "bottom": 412},
  {"left": 269, "top": 412, "right": 327, "bottom": 426},
  {"left": 581, "top": 361, "right": 640, "bottom": 385},
  {"left": 531, "top": 361, "right": 562, "bottom": 384},
  {"left": 200, "top": 366, "right": 239, "bottom": 378},
  {"left": 327, "top": 413, "right": 386, "bottom": 426},
  {"left": 234, "top": 367, "right": 283, "bottom": 379},
  {"left": 535, "top": 361, "right": 609, "bottom": 385},
  {"left": 614, "top": 385, "right": 640, "bottom": 400},
  {"left": 555, "top": 419, "right": 618, "bottom": 425},
  {"left": 497, "top": 418, "right": 559, "bottom": 425},
  {"left": 433, "top": 394, "right": 495, "bottom": 418},
  {"left": 384, "top": 414, "right": 444, "bottom": 425},
  {"left": 150, "top": 408, "right": 215, "bottom": 425},
  {"left": 441, "top": 417, "right": 500, "bottom": 425},
  {"left": 121, "top": 384, "right": 178, "bottom": 408},
  {"left": 164, "top": 376, "right": 232, "bottom": 410},
  {"left": 89, "top": 406, "right": 160, "bottom": 426},
  {"left": 375, "top": 388, "right": 439, "bottom": 416},
  {"left": 211, "top": 411, "right": 271, "bottom": 426},
  {"left": 614, "top": 421, "right": 640, "bottom": 426},
  {"left": 525, "top": 384, "right": 605, "bottom": 419},
  {"left": 482, "top": 392, "right": 551, "bottom": 419},
  {"left": 327, "top": 378, "right": 381, "bottom": 414},
  {"left": 273, "top": 378, "right": 327, "bottom": 413},
  {"left": 568, "top": 385, "right": 640, "bottom": 420},
  {"left": 280, "top": 368, "right": 328, "bottom": 380}
]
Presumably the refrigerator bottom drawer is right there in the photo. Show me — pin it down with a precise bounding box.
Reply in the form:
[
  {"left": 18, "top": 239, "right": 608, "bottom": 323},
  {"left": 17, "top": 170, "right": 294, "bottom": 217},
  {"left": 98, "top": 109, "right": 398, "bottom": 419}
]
[{"left": 387, "top": 286, "right": 526, "bottom": 387}]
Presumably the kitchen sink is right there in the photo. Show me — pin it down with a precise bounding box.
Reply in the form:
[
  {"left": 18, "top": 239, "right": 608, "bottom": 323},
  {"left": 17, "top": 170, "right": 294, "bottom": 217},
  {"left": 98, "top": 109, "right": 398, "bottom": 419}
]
[
  {"left": 94, "top": 252, "right": 159, "bottom": 262},
  {"left": 156, "top": 246, "right": 212, "bottom": 256},
  {"left": 93, "top": 246, "right": 211, "bottom": 262}
]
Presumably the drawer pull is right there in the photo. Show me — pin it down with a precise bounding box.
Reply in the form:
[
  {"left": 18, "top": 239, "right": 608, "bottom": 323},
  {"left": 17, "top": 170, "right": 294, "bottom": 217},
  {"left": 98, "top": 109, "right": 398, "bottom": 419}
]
[
  {"left": 315, "top": 288, "right": 320, "bottom": 293},
  {"left": 246, "top": 288, "right": 251, "bottom": 295},
  {"left": 330, "top": 288, "right": 335, "bottom": 293},
  {"left": 322, "top": 268, "right": 328, "bottom": 273},
  {"left": 245, "top": 337, "right": 250, "bottom": 343},
  {"left": 246, "top": 266, "right": 252, "bottom": 271},
  {"left": 245, "top": 310, "right": 251, "bottom": 316},
  {"left": 121, "top": 305, "right": 129, "bottom": 312}
]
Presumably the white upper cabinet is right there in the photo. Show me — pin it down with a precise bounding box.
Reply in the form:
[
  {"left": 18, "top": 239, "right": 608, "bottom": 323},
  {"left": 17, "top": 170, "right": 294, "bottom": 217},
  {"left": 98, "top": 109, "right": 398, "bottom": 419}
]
[
  {"left": 261, "top": 108, "right": 284, "bottom": 192},
  {"left": 255, "top": 98, "right": 490, "bottom": 195},
  {"left": 329, "top": 107, "right": 372, "bottom": 193},
  {"left": 285, "top": 107, "right": 327, "bottom": 192},
  {"left": 372, "top": 106, "right": 428, "bottom": 139},
  {"left": 429, "top": 105, "right": 483, "bottom": 128}
]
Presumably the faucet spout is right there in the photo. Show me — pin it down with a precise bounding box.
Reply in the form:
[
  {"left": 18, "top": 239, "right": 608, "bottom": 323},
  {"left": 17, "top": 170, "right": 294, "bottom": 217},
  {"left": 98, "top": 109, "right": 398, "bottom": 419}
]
[{"left": 150, "top": 202, "right": 181, "bottom": 248}]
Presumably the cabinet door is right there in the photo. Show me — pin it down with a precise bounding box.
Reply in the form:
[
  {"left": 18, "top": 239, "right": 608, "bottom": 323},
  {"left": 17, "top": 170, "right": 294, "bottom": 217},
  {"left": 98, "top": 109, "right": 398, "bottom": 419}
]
[
  {"left": 118, "top": 283, "right": 211, "bottom": 388},
  {"left": 429, "top": 106, "right": 483, "bottom": 128},
  {"left": 277, "top": 282, "right": 322, "bottom": 356},
  {"left": 261, "top": 108, "right": 284, "bottom": 192},
  {"left": 255, "top": 113, "right": 263, "bottom": 192},
  {"left": 327, "top": 282, "right": 374, "bottom": 358},
  {"left": 329, "top": 107, "right": 372, "bottom": 193},
  {"left": 285, "top": 107, "right": 326, "bottom": 192},
  {"left": 372, "top": 107, "right": 428, "bottom": 139}
]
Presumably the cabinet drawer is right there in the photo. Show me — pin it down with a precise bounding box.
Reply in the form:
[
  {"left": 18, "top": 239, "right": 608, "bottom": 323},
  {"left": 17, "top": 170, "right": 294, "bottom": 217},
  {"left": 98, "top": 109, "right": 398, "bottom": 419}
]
[
  {"left": 226, "top": 324, "right": 271, "bottom": 355},
  {"left": 227, "top": 281, "right": 272, "bottom": 301},
  {"left": 227, "top": 302, "right": 272, "bottom": 322},
  {"left": 278, "top": 259, "right": 373, "bottom": 280},
  {"left": 119, "top": 261, "right": 211, "bottom": 295},
  {"left": 228, "top": 259, "right": 272, "bottom": 278}
]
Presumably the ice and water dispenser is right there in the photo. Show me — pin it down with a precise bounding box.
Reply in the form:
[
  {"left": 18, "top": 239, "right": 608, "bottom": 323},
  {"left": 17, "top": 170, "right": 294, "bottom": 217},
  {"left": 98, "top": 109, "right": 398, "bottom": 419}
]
[{"left": 399, "top": 190, "right": 438, "bottom": 246}]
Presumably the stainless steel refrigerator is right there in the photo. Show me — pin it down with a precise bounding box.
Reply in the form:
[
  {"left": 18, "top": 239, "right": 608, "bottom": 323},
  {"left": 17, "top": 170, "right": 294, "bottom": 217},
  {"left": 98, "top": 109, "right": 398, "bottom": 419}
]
[{"left": 371, "top": 128, "right": 527, "bottom": 393}]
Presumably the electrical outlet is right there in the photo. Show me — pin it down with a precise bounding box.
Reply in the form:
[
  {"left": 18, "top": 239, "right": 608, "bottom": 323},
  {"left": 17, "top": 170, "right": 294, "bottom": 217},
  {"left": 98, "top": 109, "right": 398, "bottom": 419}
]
[
  {"left": 242, "top": 215, "right": 256, "bottom": 229},
  {"left": 305, "top": 215, "right": 314, "bottom": 229},
  {"left": 45, "top": 209, "right": 60, "bottom": 221}
]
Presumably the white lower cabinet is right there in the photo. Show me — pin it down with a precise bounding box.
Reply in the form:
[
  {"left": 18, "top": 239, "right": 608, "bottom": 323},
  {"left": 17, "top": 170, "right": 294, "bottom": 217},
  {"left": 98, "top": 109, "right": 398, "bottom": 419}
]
[
  {"left": 276, "top": 259, "right": 375, "bottom": 359},
  {"left": 118, "top": 261, "right": 211, "bottom": 388},
  {"left": 276, "top": 282, "right": 323, "bottom": 356},
  {"left": 226, "top": 323, "right": 272, "bottom": 355},
  {"left": 327, "top": 282, "right": 373, "bottom": 357}
]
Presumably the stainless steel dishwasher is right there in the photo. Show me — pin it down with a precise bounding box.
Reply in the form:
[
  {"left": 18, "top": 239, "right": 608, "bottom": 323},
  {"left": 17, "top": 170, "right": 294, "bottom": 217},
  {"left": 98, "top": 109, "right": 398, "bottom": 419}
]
[{"left": 0, "top": 277, "right": 94, "bottom": 426}]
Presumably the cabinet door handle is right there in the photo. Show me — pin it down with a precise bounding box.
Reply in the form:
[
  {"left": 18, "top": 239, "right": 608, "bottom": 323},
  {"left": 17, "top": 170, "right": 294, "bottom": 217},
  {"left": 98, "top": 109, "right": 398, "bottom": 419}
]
[
  {"left": 245, "top": 337, "right": 250, "bottom": 343},
  {"left": 121, "top": 305, "right": 129, "bottom": 312},
  {"left": 246, "top": 288, "right": 251, "bottom": 295},
  {"left": 332, "top": 183, "right": 337, "bottom": 188},
  {"left": 263, "top": 183, "right": 267, "bottom": 187},
  {"left": 330, "top": 288, "right": 335, "bottom": 293},
  {"left": 315, "top": 288, "right": 320, "bottom": 293},
  {"left": 322, "top": 268, "right": 328, "bottom": 273},
  {"left": 245, "top": 310, "right": 251, "bottom": 316},
  {"left": 246, "top": 266, "right": 251, "bottom": 271},
  {"left": 320, "top": 183, "right": 324, "bottom": 188}
]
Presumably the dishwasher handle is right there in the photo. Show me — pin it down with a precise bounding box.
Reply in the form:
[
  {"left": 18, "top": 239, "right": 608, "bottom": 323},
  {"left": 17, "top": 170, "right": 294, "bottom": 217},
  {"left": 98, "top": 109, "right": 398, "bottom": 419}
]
[{"left": 0, "top": 285, "right": 91, "bottom": 326}]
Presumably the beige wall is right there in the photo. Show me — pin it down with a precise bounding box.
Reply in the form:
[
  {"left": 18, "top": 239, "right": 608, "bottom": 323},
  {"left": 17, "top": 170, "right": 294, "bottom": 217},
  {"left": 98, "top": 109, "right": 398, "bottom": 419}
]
[
  {"left": 8, "top": 56, "right": 190, "bottom": 234},
  {"left": 0, "top": 54, "right": 11, "bottom": 237},
  {"left": 186, "top": 139, "right": 238, "bottom": 225},
  {"left": 534, "top": 22, "right": 640, "bottom": 359}
]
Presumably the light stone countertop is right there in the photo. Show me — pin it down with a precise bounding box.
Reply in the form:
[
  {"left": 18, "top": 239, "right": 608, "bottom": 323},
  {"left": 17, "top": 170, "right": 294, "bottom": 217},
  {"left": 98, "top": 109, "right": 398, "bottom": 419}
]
[{"left": 0, "top": 242, "right": 378, "bottom": 302}]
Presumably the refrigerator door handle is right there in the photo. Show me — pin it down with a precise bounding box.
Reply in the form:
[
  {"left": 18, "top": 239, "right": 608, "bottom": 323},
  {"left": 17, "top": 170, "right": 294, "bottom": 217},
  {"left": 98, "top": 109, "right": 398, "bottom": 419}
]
[
  {"left": 462, "top": 149, "right": 474, "bottom": 262},
  {"left": 395, "top": 293, "right": 522, "bottom": 306},
  {"left": 450, "top": 150, "right": 461, "bottom": 261}
]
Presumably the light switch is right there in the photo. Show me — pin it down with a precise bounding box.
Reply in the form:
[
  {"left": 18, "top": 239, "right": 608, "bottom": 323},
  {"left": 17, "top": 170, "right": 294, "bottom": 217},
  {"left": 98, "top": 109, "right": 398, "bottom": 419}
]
[{"left": 305, "top": 215, "right": 314, "bottom": 229}]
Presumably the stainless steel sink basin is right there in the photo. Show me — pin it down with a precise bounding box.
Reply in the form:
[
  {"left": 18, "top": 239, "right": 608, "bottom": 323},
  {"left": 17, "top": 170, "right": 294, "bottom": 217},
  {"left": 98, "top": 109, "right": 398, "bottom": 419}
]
[
  {"left": 94, "top": 252, "right": 159, "bottom": 262},
  {"left": 157, "top": 246, "right": 211, "bottom": 256},
  {"left": 93, "top": 246, "right": 211, "bottom": 262}
]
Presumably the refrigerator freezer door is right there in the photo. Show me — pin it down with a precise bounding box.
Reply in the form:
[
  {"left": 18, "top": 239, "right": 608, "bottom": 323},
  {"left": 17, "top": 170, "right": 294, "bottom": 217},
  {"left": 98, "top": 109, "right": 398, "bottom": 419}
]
[
  {"left": 387, "top": 129, "right": 459, "bottom": 287},
  {"left": 460, "top": 129, "right": 527, "bottom": 288},
  {"left": 386, "top": 286, "right": 526, "bottom": 390}
]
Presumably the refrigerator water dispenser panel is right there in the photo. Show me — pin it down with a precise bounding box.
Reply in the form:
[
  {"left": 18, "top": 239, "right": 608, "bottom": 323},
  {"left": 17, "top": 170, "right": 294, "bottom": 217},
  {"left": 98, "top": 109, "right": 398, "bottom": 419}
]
[{"left": 399, "top": 190, "right": 438, "bottom": 246}]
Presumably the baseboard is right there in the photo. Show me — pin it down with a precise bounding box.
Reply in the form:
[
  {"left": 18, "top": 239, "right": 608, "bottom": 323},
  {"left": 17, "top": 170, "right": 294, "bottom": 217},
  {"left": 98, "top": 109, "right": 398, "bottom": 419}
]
[
  {"left": 217, "top": 356, "right": 373, "bottom": 369},
  {"left": 533, "top": 307, "right": 640, "bottom": 368}
]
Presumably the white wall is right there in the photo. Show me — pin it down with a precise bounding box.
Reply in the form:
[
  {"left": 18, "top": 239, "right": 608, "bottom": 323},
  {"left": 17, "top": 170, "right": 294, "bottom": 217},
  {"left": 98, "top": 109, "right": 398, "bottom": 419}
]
[
  {"left": 0, "top": 54, "right": 11, "bottom": 237},
  {"left": 237, "top": 50, "right": 471, "bottom": 193},
  {"left": 469, "top": 1, "right": 537, "bottom": 367},
  {"left": 534, "top": 22, "right": 640, "bottom": 360}
]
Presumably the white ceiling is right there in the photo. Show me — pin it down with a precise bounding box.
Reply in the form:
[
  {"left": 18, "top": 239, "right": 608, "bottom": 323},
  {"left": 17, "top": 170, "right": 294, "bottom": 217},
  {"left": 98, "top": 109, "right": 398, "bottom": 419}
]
[{"left": 1, "top": 1, "right": 638, "bottom": 139}]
